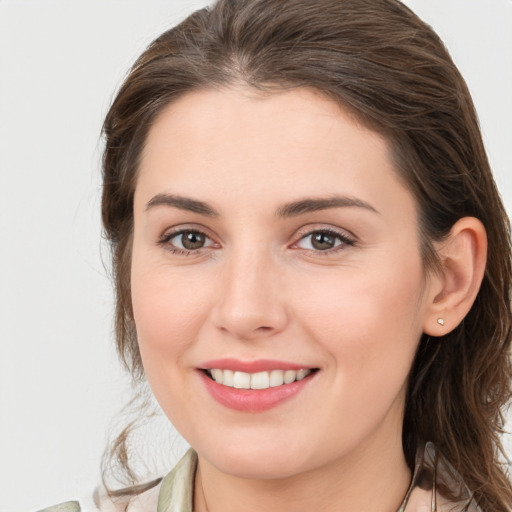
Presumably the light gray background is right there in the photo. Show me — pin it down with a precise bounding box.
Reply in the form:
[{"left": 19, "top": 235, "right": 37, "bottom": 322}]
[{"left": 1, "top": 1, "right": 511, "bottom": 511}]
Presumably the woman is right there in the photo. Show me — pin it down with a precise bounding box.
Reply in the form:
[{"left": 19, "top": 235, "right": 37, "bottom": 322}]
[{"left": 42, "top": 0, "right": 512, "bottom": 510}]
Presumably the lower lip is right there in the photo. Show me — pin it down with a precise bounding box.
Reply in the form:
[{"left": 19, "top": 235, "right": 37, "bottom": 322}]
[{"left": 199, "top": 371, "right": 316, "bottom": 412}]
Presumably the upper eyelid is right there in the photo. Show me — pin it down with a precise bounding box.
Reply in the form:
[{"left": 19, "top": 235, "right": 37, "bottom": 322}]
[
  {"left": 293, "top": 224, "right": 356, "bottom": 241},
  {"left": 160, "top": 224, "right": 217, "bottom": 241}
]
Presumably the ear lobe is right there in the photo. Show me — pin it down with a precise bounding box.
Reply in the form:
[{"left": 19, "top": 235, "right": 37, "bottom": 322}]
[{"left": 423, "top": 217, "right": 487, "bottom": 337}]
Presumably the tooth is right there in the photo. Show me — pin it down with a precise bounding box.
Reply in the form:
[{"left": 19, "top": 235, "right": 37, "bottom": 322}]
[
  {"left": 233, "top": 371, "right": 251, "bottom": 389},
  {"left": 210, "top": 368, "right": 312, "bottom": 389},
  {"left": 296, "top": 369, "right": 310, "bottom": 381},
  {"left": 283, "top": 370, "right": 297, "bottom": 384},
  {"left": 223, "top": 369, "right": 234, "bottom": 387},
  {"left": 211, "top": 369, "right": 223, "bottom": 384},
  {"left": 269, "top": 370, "right": 284, "bottom": 387},
  {"left": 250, "top": 371, "right": 270, "bottom": 389}
]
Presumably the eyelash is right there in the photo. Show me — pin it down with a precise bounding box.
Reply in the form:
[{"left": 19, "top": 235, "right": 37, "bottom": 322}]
[
  {"left": 293, "top": 228, "right": 356, "bottom": 254},
  {"left": 158, "top": 227, "right": 356, "bottom": 256}
]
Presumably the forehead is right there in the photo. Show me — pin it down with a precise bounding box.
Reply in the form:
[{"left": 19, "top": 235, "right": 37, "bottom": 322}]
[
  {"left": 135, "top": 86, "right": 415, "bottom": 219},
  {"left": 143, "top": 86, "right": 377, "bottom": 152}
]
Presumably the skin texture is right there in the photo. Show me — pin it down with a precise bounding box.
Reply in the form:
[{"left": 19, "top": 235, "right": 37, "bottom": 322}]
[{"left": 131, "top": 87, "right": 487, "bottom": 512}]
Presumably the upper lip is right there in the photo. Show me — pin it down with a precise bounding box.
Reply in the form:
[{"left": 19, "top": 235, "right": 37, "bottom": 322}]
[{"left": 199, "top": 358, "right": 317, "bottom": 373}]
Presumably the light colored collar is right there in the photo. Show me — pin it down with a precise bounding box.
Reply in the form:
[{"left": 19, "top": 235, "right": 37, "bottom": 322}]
[
  {"left": 397, "top": 442, "right": 482, "bottom": 512},
  {"left": 158, "top": 449, "right": 197, "bottom": 512},
  {"left": 157, "top": 444, "right": 481, "bottom": 512}
]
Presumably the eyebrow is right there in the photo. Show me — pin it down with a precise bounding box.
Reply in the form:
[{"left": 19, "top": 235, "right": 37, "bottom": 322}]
[
  {"left": 276, "top": 196, "right": 379, "bottom": 217},
  {"left": 145, "top": 194, "right": 219, "bottom": 217},
  {"left": 145, "top": 193, "right": 378, "bottom": 218}
]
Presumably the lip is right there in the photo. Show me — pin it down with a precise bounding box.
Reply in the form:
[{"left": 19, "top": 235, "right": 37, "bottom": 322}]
[
  {"left": 199, "top": 358, "right": 314, "bottom": 373},
  {"left": 197, "top": 362, "right": 318, "bottom": 413}
]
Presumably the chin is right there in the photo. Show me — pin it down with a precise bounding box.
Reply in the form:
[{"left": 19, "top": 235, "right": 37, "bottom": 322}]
[
  {"left": 214, "top": 452, "right": 308, "bottom": 480},
  {"left": 194, "top": 434, "right": 320, "bottom": 480}
]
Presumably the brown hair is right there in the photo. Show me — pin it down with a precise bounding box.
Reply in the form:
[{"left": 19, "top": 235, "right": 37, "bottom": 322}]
[{"left": 101, "top": 0, "right": 512, "bottom": 508}]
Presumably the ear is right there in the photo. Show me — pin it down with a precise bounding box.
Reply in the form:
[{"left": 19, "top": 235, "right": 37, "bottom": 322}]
[{"left": 423, "top": 217, "right": 487, "bottom": 337}]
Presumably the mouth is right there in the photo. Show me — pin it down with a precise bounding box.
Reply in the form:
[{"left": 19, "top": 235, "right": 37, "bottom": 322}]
[
  {"left": 202, "top": 368, "right": 318, "bottom": 390},
  {"left": 198, "top": 363, "right": 319, "bottom": 412}
]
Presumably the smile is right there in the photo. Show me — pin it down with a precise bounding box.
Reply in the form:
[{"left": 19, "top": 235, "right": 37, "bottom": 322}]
[
  {"left": 206, "top": 368, "right": 313, "bottom": 389},
  {"left": 199, "top": 363, "right": 319, "bottom": 412}
]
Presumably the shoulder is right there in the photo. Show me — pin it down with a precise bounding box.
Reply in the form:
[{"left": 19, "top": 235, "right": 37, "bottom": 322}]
[
  {"left": 35, "top": 479, "right": 161, "bottom": 512},
  {"left": 35, "top": 449, "right": 196, "bottom": 512},
  {"left": 93, "top": 480, "right": 162, "bottom": 512},
  {"left": 37, "top": 503, "right": 81, "bottom": 512},
  {"left": 401, "top": 443, "right": 483, "bottom": 512},
  {"left": 96, "top": 449, "right": 197, "bottom": 512}
]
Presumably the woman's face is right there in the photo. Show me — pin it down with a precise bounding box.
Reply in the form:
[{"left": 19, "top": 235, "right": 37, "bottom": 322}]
[{"left": 131, "top": 87, "right": 433, "bottom": 479}]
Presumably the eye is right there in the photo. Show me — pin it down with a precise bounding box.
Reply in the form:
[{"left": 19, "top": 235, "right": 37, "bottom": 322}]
[
  {"left": 159, "top": 229, "right": 215, "bottom": 254},
  {"left": 295, "top": 229, "right": 354, "bottom": 252}
]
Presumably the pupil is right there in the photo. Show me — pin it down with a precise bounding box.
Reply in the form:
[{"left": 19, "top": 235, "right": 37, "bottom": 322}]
[
  {"left": 312, "top": 232, "right": 335, "bottom": 250},
  {"left": 182, "top": 231, "right": 205, "bottom": 250}
]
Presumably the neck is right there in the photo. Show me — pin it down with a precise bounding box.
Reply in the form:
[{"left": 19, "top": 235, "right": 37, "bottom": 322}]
[{"left": 193, "top": 432, "right": 411, "bottom": 512}]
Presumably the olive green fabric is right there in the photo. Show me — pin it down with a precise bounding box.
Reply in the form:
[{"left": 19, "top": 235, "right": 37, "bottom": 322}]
[
  {"left": 157, "top": 449, "right": 196, "bottom": 512},
  {"left": 37, "top": 501, "right": 81, "bottom": 512}
]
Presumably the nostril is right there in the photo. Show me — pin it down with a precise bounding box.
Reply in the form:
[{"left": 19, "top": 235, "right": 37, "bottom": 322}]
[{"left": 255, "top": 326, "right": 273, "bottom": 332}]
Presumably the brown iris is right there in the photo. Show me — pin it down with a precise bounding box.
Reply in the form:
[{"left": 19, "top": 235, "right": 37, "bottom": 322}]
[
  {"left": 311, "top": 232, "right": 337, "bottom": 250},
  {"left": 180, "top": 231, "right": 206, "bottom": 250}
]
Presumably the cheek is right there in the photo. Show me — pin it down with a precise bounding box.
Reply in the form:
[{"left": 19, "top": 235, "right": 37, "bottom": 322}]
[
  {"left": 294, "top": 253, "right": 425, "bottom": 391},
  {"left": 130, "top": 259, "right": 210, "bottom": 383}
]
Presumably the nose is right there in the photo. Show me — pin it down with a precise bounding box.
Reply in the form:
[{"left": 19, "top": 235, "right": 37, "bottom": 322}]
[{"left": 211, "top": 249, "right": 288, "bottom": 341}]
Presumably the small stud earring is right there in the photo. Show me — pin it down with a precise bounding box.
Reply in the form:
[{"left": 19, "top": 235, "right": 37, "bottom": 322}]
[{"left": 437, "top": 318, "right": 445, "bottom": 326}]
